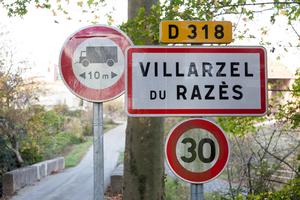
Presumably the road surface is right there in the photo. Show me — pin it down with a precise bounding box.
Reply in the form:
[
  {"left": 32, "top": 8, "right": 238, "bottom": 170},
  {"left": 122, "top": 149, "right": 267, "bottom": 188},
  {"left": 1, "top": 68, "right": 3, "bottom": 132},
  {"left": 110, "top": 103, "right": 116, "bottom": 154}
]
[{"left": 11, "top": 124, "right": 126, "bottom": 200}]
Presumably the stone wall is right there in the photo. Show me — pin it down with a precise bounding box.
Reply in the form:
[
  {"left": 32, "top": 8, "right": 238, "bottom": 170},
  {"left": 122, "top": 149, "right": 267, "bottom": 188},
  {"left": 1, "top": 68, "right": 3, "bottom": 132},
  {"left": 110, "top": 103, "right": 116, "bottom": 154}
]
[
  {"left": 110, "top": 164, "right": 123, "bottom": 195},
  {"left": 2, "top": 157, "right": 65, "bottom": 196}
]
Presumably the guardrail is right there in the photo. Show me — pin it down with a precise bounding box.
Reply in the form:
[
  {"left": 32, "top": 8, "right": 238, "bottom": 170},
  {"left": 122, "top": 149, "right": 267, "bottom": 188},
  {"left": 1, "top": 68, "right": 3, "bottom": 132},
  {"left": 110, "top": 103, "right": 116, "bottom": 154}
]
[{"left": 2, "top": 157, "right": 65, "bottom": 196}]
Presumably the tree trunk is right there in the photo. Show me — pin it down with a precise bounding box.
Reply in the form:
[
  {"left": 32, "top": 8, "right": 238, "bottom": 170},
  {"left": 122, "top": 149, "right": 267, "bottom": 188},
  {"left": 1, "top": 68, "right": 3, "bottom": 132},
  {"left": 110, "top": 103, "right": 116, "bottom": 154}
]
[
  {"left": 124, "top": 117, "right": 165, "bottom": 200},
  {"left": 124, "top": 1, "right": 165, "bottom": 200},
  {"left": 10, "top": 135, "right": 24, "bottom": 167}
]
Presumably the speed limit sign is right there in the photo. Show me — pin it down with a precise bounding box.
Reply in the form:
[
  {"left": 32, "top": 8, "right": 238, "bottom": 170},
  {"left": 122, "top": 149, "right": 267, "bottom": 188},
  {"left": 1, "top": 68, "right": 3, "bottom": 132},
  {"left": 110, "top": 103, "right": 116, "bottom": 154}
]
[{"left": 165, "top": 118, "right": 230, "bottom": 183}]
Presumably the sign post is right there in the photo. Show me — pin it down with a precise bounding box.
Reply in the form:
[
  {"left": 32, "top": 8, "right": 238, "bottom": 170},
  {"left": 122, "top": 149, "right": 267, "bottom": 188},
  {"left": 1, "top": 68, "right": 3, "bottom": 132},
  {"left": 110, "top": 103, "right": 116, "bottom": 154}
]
[
  {"left": 59, "top": 25, "right": 132, "bottom": 200},
  {"left": 93, "top": 103, "right": 104, "bottom": 200},
  {"left": 191, "top": 184, "right": 204, "bottom": 200}
]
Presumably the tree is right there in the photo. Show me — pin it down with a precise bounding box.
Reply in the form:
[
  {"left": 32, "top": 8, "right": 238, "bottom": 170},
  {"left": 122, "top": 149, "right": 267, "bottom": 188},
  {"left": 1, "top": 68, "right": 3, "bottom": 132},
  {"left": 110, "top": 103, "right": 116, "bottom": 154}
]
[
  {"left": 274, "top": 69, "right": 300, "bottom": 128},
  {"left": 0, "top": 28, "right": 41, "bottom": 166},
  {"left": 2, "top": 0, "right": 300, "bottom": 199},
  {"left": 0, "top": 67, "right": 40, "bottom": 166},
  {"left": 120, "top": 1, "right": 300, "bottom": 199},
  {"left": 123, "top": 1, "right": 165, "bottom": 200}
]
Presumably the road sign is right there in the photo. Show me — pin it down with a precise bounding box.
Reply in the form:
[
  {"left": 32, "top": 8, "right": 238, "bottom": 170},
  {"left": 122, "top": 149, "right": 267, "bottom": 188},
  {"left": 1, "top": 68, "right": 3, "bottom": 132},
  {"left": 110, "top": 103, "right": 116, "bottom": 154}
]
[
  {"left": 165, "top": 118, "right": 230, "bottom": 184},
  {"left": 126, "top": 46, "right": 267, "bottom": 116},
  {"left": 59, "top": 25, "right": 132, "bottom": 102},
  {"left": 160, "top": 21, "right": 232, "bottom": 44}
]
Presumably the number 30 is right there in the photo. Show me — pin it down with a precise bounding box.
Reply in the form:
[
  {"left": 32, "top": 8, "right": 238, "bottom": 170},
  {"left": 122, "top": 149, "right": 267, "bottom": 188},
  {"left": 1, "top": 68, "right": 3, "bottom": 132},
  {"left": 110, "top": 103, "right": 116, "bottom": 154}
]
[{"left": 181, "top": 138, "right": 216, "bottom": 163}]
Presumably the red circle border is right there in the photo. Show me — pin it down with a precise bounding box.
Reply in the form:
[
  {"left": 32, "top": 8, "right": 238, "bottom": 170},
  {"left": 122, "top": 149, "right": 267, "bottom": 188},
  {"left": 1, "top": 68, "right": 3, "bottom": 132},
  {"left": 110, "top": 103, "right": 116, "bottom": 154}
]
[
  {"left": 59, "top": 25, "right": 132, "bottom": 102},
  {"left": 165, "top": 118, "right": 230, "bottom": 183}
]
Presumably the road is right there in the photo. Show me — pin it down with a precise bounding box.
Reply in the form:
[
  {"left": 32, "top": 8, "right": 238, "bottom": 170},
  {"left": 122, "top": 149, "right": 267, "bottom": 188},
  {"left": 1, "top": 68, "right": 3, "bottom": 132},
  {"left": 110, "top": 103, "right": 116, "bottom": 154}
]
[{"left": 11, "top": 124, "right": 126, "bottom": 200}]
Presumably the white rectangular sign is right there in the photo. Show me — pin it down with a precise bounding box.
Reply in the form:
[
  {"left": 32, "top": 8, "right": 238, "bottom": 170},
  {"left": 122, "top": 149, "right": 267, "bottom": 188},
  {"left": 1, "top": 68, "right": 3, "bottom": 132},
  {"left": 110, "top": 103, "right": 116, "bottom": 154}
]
[{"left": 126, "top": 46, "right": 267, "bottom": 116}]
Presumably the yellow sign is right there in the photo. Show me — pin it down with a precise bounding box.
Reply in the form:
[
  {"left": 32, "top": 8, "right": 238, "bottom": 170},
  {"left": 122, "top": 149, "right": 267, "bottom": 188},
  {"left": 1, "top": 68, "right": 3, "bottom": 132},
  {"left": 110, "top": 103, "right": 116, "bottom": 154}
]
[{"left": 160, "top": 21, "right": 232, "bottom": 44}]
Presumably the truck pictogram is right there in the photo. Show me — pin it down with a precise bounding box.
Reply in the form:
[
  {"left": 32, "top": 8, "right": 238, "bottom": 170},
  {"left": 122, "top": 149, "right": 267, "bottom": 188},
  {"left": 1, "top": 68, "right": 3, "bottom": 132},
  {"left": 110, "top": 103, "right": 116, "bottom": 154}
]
[{"left": 79, "top": 46, "right": 118, "bottom": 67}]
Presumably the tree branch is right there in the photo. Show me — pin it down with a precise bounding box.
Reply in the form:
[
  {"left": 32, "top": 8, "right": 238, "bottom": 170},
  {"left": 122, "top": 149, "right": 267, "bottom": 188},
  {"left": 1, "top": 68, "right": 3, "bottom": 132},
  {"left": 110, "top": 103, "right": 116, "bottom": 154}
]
[
  {"left": 226, "top": 164, "right": 236, "bottom": 199},
  {"left": 265, "top": 178, "right": 293, "bottom": 185},
  {"left": 253, "top": 137, "right": 300, "bottom": 176},
  {"left": 214, "top": 8, "right": 275, "bottom": 17},
  {"left": 219, "top": 1, "right": 300, "bottom": 8},
  {"left": 290, "top": 23, "right": 300, "bottom": 39}
]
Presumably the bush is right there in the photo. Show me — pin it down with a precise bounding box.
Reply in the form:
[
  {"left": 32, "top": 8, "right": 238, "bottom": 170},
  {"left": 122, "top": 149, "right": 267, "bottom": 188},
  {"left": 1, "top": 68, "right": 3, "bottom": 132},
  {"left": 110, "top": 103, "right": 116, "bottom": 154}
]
[
  {"left": 165, "top": 177, "right": 189, "bottom": 200},
  {"left": 247, "top": 177, "right": 300, "bottom": 200},
  {"left": 20, "top": 139, "right": 43, "bottom": 165},
  {"left": 0, "top": 137, "right": 17, "bottom": 175},
  {"left": 27, "top": 108, "right": 64, "bottom": 136},
  {"left": 0, "top": 136, "right": 17, "bottom": 197},
  {"left": 63, "top": 117, "right": 84, "bottom": 140},
  {"left": 40, "top": 131, "right": 83, "bottom": 159},
  {"left": 23, "top": 105, "right": 89, "bottom": 161},
  {"left": 82, "top": 122, "right": 92, "bottom": 136},
  {"left": 203, "top": 177, "right": 300, "bottom": 200}
]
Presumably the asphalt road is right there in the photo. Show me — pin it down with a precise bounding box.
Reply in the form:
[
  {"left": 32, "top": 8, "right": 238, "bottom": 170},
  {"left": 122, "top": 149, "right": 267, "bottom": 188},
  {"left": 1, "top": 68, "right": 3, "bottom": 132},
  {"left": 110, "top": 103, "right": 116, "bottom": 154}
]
[{"left": 11, "top": 124, "right": 126, "bottom": 200}]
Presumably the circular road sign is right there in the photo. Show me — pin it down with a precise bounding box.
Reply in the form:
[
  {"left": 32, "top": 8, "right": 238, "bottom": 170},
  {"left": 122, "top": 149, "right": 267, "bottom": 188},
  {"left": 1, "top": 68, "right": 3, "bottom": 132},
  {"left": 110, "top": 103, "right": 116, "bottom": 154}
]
[
  {"left": 59, "top": 25, "right": 133, "bottom": 102},
  {"left": 165, "top": 118, "right": 230, "bottom": 184}
]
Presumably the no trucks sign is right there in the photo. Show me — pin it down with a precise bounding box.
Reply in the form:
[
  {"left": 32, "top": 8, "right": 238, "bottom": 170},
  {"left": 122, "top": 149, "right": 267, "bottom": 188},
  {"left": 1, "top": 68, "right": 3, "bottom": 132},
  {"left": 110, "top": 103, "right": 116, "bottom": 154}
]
[
  {"left": 126, "top": 46, "right": 267, "bottom": 116},
  {"left": 59, "top": 25, "right": 132, "bottom": 102}
]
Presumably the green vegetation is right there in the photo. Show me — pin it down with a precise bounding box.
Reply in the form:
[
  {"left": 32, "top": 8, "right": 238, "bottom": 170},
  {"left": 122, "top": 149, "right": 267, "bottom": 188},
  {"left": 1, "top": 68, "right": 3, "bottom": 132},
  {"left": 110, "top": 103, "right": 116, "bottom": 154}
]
[
  {"left": 18, "top": 105, "right": 90, "bottom": 165},
  {"left": 0, "top": 87, "right": 119, "bottom": 195},
  {"left": 0, "top": 72, "right": 93, "bottom": 196},
  {"left": 65, "top": 120, "right": 118, "bottom": 168},
  {"left": 104, "top": 118, "right": 119, "bottom": 133},
  {"left": 64, "top": 137, "right": 93, "bottom": 168},
  {"left": 121, "top": 1, "right": 300, "bottom": 198},
  {"left": 203, "top": 177, "right": 300, "bottom": 200},
  {"left": 249, "top": 177, "right": 300, "bottom": 200},
  {"left": 165, "top": 176, "right": 189, "bottom": 200},
  {"left": 117, "top": 152, "right": 124, "bottom": 165},
  {"left": 1, "top": 0, "right": 300, "bottom": 199}
]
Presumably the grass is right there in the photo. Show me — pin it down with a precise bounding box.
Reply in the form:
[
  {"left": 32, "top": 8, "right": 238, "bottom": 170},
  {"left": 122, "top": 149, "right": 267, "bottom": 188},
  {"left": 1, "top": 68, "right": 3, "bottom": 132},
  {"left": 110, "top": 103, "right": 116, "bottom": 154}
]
[
  {"left": 64, "top": 137, "right": 93, "bottom": 167},
  {"left": 104, "top": 118, "right": 119, "bottom": 132},
  {"left": 64, "top": 120, "right": 119, "bottom": 168},
  {"left": 118, "top": 152, "right": 124, "bottom": 162}
]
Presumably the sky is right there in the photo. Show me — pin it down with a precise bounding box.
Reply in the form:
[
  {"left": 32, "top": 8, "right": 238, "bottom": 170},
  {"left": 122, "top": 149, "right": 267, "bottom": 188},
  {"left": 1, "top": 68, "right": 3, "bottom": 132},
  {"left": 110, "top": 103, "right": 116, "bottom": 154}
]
[
  {"left": 0, "top": 0, "right": 299, "bottom": 80},
  {"left": 0, "top": 0, "right": 128, "bottom": 107},
  {"left": 0, "top": 0, "right": 128, "bottom": 79}
]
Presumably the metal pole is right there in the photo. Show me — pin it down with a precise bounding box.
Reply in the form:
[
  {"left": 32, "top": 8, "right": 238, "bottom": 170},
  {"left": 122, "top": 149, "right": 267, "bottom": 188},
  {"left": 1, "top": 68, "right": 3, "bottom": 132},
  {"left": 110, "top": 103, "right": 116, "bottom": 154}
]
[
  {"left": 191, "top": 184, "right": 204, "bottom": 200},
  {"left": 93, "top": 103, "right": 104, "bottom": 200}
]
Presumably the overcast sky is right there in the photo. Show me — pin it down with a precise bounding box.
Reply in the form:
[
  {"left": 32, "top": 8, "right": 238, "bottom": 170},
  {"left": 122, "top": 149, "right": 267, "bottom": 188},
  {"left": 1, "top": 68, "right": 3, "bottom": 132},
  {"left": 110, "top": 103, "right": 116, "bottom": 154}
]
[
  {"left": 0, "top": 1, "right": 299, "bottom": 79},
  {"left": 0, "top": 0, "right": 127, "bottom": 78}
]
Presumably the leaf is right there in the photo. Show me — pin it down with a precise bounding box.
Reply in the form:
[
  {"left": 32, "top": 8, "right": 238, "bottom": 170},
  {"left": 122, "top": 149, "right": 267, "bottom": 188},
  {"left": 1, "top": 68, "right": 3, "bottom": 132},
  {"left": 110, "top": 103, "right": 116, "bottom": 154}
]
[
  {"left": 77, "top": 1, "right": 83, "bottom": 7},
  {"left": 280, "top": 10, "right": 288, "bottom": 16},
  {"left": 87, "top": 0, "right": 94, "bottom": 7},
  {"left": 52, "top": 9, "right": 57, "bottom": 16}
]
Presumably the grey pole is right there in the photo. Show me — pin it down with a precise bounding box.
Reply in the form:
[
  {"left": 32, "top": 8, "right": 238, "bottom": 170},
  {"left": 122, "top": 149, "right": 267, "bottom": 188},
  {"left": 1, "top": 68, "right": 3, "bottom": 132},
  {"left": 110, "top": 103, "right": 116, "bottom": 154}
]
[
  {"left": 93, "top": 102, "right": 104, "bottom": 200},
  {"left": 191, "top": 184, "right": 204, "bottom": 200}
]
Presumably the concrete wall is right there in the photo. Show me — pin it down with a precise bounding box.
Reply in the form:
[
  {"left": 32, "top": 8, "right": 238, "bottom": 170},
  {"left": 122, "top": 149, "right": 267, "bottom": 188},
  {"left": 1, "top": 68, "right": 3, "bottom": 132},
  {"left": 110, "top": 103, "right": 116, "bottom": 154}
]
[
  {"left": 110, "top": 164, "right": 124, "bottom": 195},
  {"left": 2, "top": 157, "right": 65, "bottom": 196}
]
